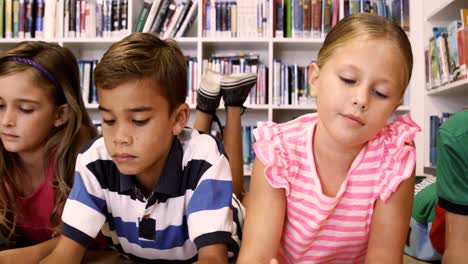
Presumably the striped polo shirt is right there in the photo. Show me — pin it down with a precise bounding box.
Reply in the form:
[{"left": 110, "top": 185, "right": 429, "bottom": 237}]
[
  {"left": 253, "top": 113, "right": 421, "bottom": 263},
  {"left": 61, "top": 128, "right": 241, "bottom": 263}
]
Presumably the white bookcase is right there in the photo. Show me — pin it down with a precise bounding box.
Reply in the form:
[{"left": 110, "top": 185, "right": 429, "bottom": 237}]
[
  {"left": 422, "top": 0, "right": 468, "bottom": 175},
  {"left": 0, "top": 0, "right": 430, "bottom": 175}
]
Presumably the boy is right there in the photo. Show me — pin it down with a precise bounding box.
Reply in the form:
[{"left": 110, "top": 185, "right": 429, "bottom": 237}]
[{"left": 42, "top": 33, "right": 254, "bottom": 263}]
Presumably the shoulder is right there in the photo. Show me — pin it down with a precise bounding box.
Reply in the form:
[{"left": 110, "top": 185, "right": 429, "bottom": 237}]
[
  {"left": 370, "top": 113, "right": 421, "bottom": 150},
  {"left": 254, "top": 113, "right": 317, "bottom": 144},
  {"left": 78, "top": 136, "right": 111, "bottom": 162},
  {"left": 439, "top": 110, "right": 468, "bottom": 140},
  {"left": 179, "top": 128, "right": 226, "bottom": 165}
]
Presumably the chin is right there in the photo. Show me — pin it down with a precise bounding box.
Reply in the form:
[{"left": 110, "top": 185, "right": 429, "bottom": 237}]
[{"left": 114, "top": 164, "right": 140, "bottom": 176}]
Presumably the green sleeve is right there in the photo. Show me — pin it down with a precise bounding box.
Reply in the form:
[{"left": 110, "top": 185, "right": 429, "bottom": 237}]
[{"left": 436, "top": 126, "right": 468, "bottom": 215}]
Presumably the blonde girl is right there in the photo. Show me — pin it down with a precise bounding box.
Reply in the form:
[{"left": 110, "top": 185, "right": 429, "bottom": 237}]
[{"left": 238, "top": 13, "right": 421, "bottom": 263}]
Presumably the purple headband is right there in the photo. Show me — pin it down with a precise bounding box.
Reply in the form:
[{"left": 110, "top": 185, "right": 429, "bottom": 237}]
[{"left": 6, "top": 57, "right": 66, "bottom": 102}]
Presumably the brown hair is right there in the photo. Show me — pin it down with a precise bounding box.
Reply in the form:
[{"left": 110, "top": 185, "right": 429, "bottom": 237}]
[
  {"left": 317, "top": 13, "right": 413, "bottom": 94},
  {"left": 94, "top": 33, "right": 187, "bottom": 112},
  {"left": 0, "top": 41, "right": 97, "bottom": 239}
]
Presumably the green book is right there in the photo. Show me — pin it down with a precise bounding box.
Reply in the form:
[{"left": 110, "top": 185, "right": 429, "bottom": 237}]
[
  {"left": 285, "top": 0, "right": 292, "bottom": 37},
  {"left": 0, "top": 0, "right": 4, "bottom": 37}
]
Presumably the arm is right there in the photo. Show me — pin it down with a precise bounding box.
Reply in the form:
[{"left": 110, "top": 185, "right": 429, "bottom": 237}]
[
  {"left": 442, "top": 212, "right": 468, "bottom": 263},
  {"left": 196, "top": 244, "right": 228, "bottom": 264},
  {"left": 365, "top": 168, "right": 415, "bottom": 264},
  {"left": 0, "top": 237, "right": 58, "bottom": 263},
  {"left": 40, "top": 235, "right": 86, "bottom": 264},
  {"left": 237, "top": 158, "right": 286, "bottom": 264}
]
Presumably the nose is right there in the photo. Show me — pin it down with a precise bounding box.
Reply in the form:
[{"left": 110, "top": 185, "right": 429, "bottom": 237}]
[
  {"left": 351, "top": 86, "right": 369, "bottom": 111},
  {"left": 1, "top": 107, "right": 16, "bottom": 127},
  {"left": 112, "top": 123, "right": 132, "bottom": 146}
]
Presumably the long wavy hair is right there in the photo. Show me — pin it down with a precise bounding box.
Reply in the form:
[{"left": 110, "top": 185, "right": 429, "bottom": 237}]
[{"left": 0, "top": 41, "right": 97, "bottom": 239}]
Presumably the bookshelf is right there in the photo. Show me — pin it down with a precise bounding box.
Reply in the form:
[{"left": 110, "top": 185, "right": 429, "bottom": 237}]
[
  {"left": 422, "top": 0, "right": 468, "bottom": 176},
  {"left": 0, "top": 0, "right": 423, "bottom": 174}
]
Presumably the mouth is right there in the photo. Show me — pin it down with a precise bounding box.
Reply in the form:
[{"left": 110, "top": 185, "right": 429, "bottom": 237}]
[
  {"left": 1, "top": 133, "right": 19, "bottom": 139},
  {"left": 341, "top": 114, "right": 365, "bottom": 126},
  {"left": 112, "top": 153, "right": 137, "bottom": 163}
]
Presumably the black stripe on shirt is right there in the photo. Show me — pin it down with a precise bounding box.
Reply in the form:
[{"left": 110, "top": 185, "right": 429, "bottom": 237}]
[
  {"left": 111, "top": 243, "right": 198, "bottom": 263},
  {"left": 62, "top": 223, "right": 95, "bottom": 248},
  {"left": 194, "top": 231, "right": 239, "bottom": 258},
  {"left": 439, "top": 197, "right": 468, "bottom": 215}
]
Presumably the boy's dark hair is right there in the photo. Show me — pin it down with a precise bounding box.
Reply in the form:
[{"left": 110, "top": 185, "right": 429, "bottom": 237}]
[{"left": 94, "top": 33, "right": 187, "bottom": 112}]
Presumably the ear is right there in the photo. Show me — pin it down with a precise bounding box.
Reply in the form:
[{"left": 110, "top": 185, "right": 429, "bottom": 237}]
[
  {"left": 53, "top": 104, "right": 71, "bottom": 127},
  {"left": 171, "top": 103, "right": 190, "bottom": 136},
  {"left": 308, "top": 63, "right": 320, "bottom": 97}
]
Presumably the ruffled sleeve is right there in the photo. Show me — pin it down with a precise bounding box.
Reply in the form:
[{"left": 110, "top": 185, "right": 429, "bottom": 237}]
[
  {"left": 377, "top": 114, "right": 421, "bottom": 202},
  {"left": 253, "top": 121, "right": 292, "bottom": 195}
]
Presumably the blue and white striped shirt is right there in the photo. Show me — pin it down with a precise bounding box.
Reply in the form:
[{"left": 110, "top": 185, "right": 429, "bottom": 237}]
[{"left": 62, "top": 128, "right": 241, "bottom": 263}]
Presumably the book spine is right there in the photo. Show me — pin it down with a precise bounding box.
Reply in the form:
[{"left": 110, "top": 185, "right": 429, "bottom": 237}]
[
  {"left": 0, "top": 0, "right": 4, "bottom": 37},
  {"left": 18, "top": 0, "right": 24, "bottom": 38},
  {"left": 150, "top": 0, "right": 170, "bottom": 33},
  {"left": 12, "top": 0, "right": 19, "bottom": 38},
  {"left": 120, "top": 0, "right": 128, "bottom": 32},
  {"left": 36, "top": 0, "right": 45, "bottom": 38}
]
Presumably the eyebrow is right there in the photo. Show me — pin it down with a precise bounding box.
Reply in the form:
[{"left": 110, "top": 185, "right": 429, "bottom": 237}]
[
  {"left": 98, "top": 105, "right": 154, "bottom": 113},
  {"left": 16, "top": 99, "right": 40, "bottom": 105}
]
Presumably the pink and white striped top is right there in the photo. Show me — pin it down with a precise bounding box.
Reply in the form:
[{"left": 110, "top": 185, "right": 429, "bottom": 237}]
[{"left": 253, "top": 113, "right": 421, "bottom": 263}]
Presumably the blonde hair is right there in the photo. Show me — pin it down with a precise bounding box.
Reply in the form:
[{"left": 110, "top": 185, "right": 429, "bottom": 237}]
[
  {"left": 94, "top": 33, "right": 187, "bottom": 113},
  {"left": 317, "top": 13, "right": 413, "bottom": 94},
  {"left": 0, "top": 41, "right": 97, "bottom": 239}
]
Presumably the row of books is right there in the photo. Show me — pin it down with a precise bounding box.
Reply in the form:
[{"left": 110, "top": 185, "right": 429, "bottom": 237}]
[
  {"left": 79, "top": 59, "right": 98, "bottom": 105},
  {"left": 202, "top": 0, "right": 269, "bottom": 39},
  {"left": 273, "top": 60, "right": 316, "bottom": 106},
  {"left": 343, "top": 0, "right": 409, "bottom": 31},
  {"left": 429, "top": 112, "right": 452, "bottom": 167},
  {"left": 186, "top": 56, "right": 199, "bottom": 104},
  {"left": 241, "top": 125, "right": 256, "bottom": 174},
  {"left": 135, "top": 0, "right": 197, "bottom": 38},
  {"left": 273, "top": 0, "right": 408, "bottom": 39},
  {"left": 0, "top": 0, "right": 129, "bottom": 39},
  {"left": 0, "top": 0, "right": 51, "bottom": 38},
  {"left": 201, "top": 53, "right": 268, "bottom": 105},
  {"left": 64, "top": 0, "right": 128, "bottom": 38},
  {"left": 425, "top": 9, "right": 468, "bottom": 90}
]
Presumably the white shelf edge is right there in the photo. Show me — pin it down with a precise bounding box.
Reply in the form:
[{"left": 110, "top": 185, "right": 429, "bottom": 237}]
[
  {"left": 202, "top": 38, "right": 270, "bottom": 43},
  {"left": 272, "top": 38, "right": 324, "bottom": 44},
  {"left": 272, "top": 104, "right": 317, "bottom": 110},
  {"left": 427, "top": 78, "right": 468, "bottom": 95},
  {"left": 425, "top": 0, "right": 465, "bottom": 21},
  {"left": 0, "top": 38, "right": 58, "bottom": 43}
]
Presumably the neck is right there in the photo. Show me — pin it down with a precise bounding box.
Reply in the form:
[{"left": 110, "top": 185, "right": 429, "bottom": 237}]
[
  {"left": 314, "top": 120, "right": 364, "bottom": 168},
  {"left": 136, "top": 151, "right": 170, "bottom": 197},
  {"left": 18, "top": 145, "right": 48, "bottom": 178}
]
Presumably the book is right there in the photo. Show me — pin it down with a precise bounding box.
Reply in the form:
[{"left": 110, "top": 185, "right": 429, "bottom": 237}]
[
  {"left": 134, "top": 0, "right": 152, "bottom": 32},
  {"left": 35, "top": 0, "right": 45, "bottom": 38},
  {"left": 142, "top": 0, "right": 162, "bottom": 33},
  {"left": 0, "top": 0, "right": 4, "bottom": 37},
  {"left": 275, "top": 0, "right": 284, "bottom": 37},
  {"left": 175, "top": 0, "right": 197, "bottom": 37},
  {"left": 149, "top": 0, "right": 170, "bottom": 33}
]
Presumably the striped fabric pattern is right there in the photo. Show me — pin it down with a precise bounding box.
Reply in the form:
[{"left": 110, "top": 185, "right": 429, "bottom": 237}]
[
  {"left": 253, "top": 113, "right": 421, "bottom": 263},
  {"left": 61, "top": 129, "right": 241, "bottom": 263}
]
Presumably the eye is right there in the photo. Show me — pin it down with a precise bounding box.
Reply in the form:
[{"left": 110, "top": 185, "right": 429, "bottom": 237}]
[
  {"left": 102, "top": 119, "right": 115, "bottom": 126},
  {"left": 132, "top": 118, "right": 150, "bottom": 126},
  {"left": 373, "top": 90, "right": 388, "bottom": 99},
  {"left": 19, "top": 107, "right": 34, "bottom": 114},
  {"left": 339, "top": 76, "right": 356, "bottom": 85}
]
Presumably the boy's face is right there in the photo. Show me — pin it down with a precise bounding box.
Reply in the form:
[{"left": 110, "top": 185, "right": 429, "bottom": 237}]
[{"left": 98, "top": 79, "right": 188, "bottom": 181}]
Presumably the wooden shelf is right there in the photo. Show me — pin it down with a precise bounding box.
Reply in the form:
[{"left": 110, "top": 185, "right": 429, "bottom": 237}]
[{"left": 427, "top": 78, "right": 468, "bottom": 96}]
